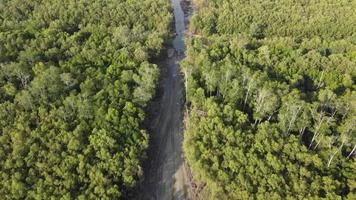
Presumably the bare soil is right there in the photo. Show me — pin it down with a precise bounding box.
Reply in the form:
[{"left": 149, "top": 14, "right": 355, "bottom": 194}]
[{"left": 133, "top": 0, "right": 194, "bottom": 199}]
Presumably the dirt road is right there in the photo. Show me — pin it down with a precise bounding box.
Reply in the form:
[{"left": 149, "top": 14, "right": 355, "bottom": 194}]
[
  {"left": 134, "top": 0, "right": 192, "bottom": 200},
  {"left": 137, "top": 55, "right": 187, "bottom": 200}
]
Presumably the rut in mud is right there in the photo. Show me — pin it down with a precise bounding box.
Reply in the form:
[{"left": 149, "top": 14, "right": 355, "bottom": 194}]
[{"left": 134, "top": 0, "right": 192, "bottom": 200}]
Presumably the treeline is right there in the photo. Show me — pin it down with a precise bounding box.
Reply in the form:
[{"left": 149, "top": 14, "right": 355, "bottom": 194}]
[
  {"left": 183, "top": 0, "right": 355, "bottom": 199},
  {"left": 0, "top": 0, "right": 171, "bottom": 199}
]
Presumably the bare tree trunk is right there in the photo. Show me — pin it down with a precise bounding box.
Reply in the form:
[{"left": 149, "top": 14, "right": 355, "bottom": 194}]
[
  {"left": 309, "top": 113, "right": 325, "bottom": 149},
  {"left": 299, "top": 126, "right": 306, "bottom": 138},
  {"left": 327, "top": 140, "right": 344, "bottom": 167},
  {"left": 285, "top": 106, "right": 301, "bottom": 136},
  {"left": 243, "top": 80, "right": 252, "bottom": 110},
  {"left": 254, "top": 119, "right": 259, "bottom": 126},
  {"left": 347, "top": 145, "right": 356, "bottom": 159},
  {"left": 314, "top": 140, "right": 321, "bottom": 150},
  {"left": 254, "top": 119, "right": 261, "bottom": 126},
  {"left": 317, "top": 70, "right": 325, "bottom": 88},
  {"left": 310, "top": 111, "right": 336, "bottom": 149},
  {"left": 313, "top": 135, "right": 324, "bottom": 150},
  {"left": 240, "top": 76, "right": 248, "bottom": 105}
]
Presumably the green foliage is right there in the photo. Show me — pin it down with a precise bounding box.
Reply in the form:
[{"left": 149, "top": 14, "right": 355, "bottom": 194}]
[
  {"left": 0, "top": 0, "right": 171, "bottom": 199},
  {"left": 183, "top": 0, "right": 356, "bottom": 199}
]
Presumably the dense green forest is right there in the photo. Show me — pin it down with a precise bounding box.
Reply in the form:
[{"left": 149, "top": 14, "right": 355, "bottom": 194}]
[
  {"left": 0, "top": 0, "right": 171, "bottom": 199},
  {"left": 183, "top": 0, "right": 356, "bottom": 199}
]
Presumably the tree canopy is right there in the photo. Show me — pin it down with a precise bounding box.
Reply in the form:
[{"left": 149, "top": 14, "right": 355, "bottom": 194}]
[
  {"left": 0, "top": 0, "right": 171, "bottom": 199},
  {"left": 183, "top": 0, "right": 356, "bottom": 199}
]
